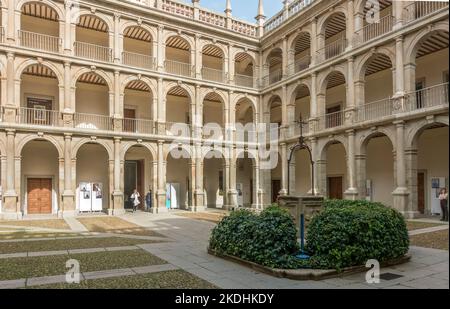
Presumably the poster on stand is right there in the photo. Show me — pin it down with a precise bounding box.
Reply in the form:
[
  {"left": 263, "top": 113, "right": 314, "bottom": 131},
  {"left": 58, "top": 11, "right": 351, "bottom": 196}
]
[
  {"left": 79, "top": 182, "right": 92, "bottom": 212},
  {"left": 92, "top": 183, "right": 103, "bottom": 211}
]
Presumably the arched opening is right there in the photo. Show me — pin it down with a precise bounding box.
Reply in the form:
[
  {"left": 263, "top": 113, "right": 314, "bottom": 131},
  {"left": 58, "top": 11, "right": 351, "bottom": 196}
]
[
  {"left": 74, "top": 72, "right": 111, "bottom": 130},
  {"left": 319, "top": 12, "right": 347, "bottom": 61},
  {"left": 21, "top": 140, "right": 59, "bottom": 215},
  {"left": 267, "top": 95, "right": 282, "bottom": 127},
  {"left": 123, "top": 80, "right": 154, "bottom": 134},
  {"left": 76, "top": 143, "right": 110, "bottom": 213},
  {"left": 165, "top": 36, "right": 192, "bottom": 77},
  {"left": 19, "top": 64, "right": 60, "bottom": 126},
  {"left": 321, "top": 141, "right": 347, "bottom": 199},
  {"left": 75, "top": 15, "right": 111, "bottom": 62},
  {"left": 166, "top": 148, "right": 191, "bottom": 210},
  {"left": 408, "top": 30, "right": 449, "bottom": 111},
  {"left": 413, "top": 124, "right": 449, "bottom": 215},
  {"left": 355, "top": 0, "right": 393, "bottom": 44},
  {"left": 235, "top": 98, "right": 255, "bottom": 143},
  {"left": 294, "top": 84, "right": 311, "bottom": 122},
  {"left": 123, "top": 145, "right": 154, "bottom": 212},
  {"left": 236, "top": 152, "right": 256, "bottom": 208},
  {"left": 202, "top": 45, "right": 225, "bottom": 83},
  {"left": 203, "top": 92, "right": 224, "bottom": 140},
  {"left": 234, "top": 52, "right": 255, "bottom": 87},
  {"left": 294, "top": 148, "right": 312, "bottom": 196},
  {"left": 266, "top": 48, "right": 283, "bottom": 85},
  {"left": 364, "top": 133, "right": 394, "bottom": 206},
  {"left": 122, "top": 26, "right": 154, "bottom": 70},
  {"left": 20, "top": 1, "right": 60, "bottom": 52},
  {"left": 203, "top": 150, "right": 226, "bottom": 209},
  {"left": 358, "top": 53, "right": 394, "bottom": 121},
  {"left": 165, "top": 86, "right": 191, "bottom": 135},
  {"left": 270, "top": 154, "right": 282, "bottom": 203},
  {"left": 291, "top": 32, "right": 311, "bottom": 73},
  {"left": 321, "top": 71, "right": 346, "bottom": 129}
]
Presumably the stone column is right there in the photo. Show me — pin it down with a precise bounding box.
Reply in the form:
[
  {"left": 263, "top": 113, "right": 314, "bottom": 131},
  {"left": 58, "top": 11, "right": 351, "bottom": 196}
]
[
  {"left": 355, "top": 154, "right": 367, "bottom": 200},
  {"left": 393, "top": 121, "right": 410, "bottom": 217},
  {"left": 3, "top": 129, "right": 19, "bottom": 219},
  {"left": 282, "top": 36, "right": 288, "bottom": 78},
  {"left": 346, "top": 0, "right": 354, "bottom": 50},
  {"left": 227, "top": 44, "right": 234, "bottom": 84},
  {"left": 310, "top": 18, "right": 317, "bottom": 66},
  {"left": 64, "top": 1, "right": 72, "bottom": 53},
  {"left": 114, "top": 13, "right": 121, "bottom": 63},
  {"left": 227, "top": 147, "right": 237, "bottom": 209},
  {"left": 157, "top": 25, "right": 164, "bottom": 72},
  {"left": 61, "top": 134, "right": 75, "bottom": 217},
  {"left": 155, "top": 141, "right": 167, "bottom": 213},
  {"left": 111, "top": 137, "right": 124, "bottom": 215},
  {"left": 344, "top": 130, "right": 358, "bottom": 200},
  {"left": 310, "top": 137, "right": 320, "bottom": 195},
  {"left": 393, "top": 0, "right": 404, "bottom": 30},
  {"left": 345, "top": 57, "right": 356, "bottom": 124},
  {"left": 279, "top": 143, "right": 288, "bottom": 196},
  {"left": 3, "top": 52, "right": 17, "bottom": 123},
  {"left": 6, "top": 0, "right": 15, "bottom": 43},
  {"left": 194, "top": 34, "right": 202, "bottom": 79},
  {"left": 394, "top": 36, "right": 405, "bottom": 96},
  {"left": 405, "top": 147, "right": 420, "bottom": 216}
]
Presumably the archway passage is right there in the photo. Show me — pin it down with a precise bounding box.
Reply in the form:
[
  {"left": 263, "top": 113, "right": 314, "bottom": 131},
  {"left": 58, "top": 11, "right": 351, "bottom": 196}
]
[
  {"left": 292, "top": 32, "right": 311, "bottom": 73},
  {"left": 320, "top": 12, "right": 347, "bottom": 60},
  {"left": 364, "top": 134, "right": 394, "bottom": 206},
  {"left": 236, "top": 152, "right": 256, "bottom": 208},
  {"left": 203, "top": 150, "right": 226, "bottom": 209},
  {"left": 415, "top": 125, "right": 449, "bottom": 215},
  {"left": 123, "top": 80, "right": 154, "bottom": 134},
  {"left": 165, "top": 36, "right": 191, "bottom": 77},
  {"left": 123, "top": 26, "right": 153, "bottom": 69},
  {"left": 408, "top": 30, "right": 449, "bottom": 110},
  {"left": 266, "top": 48, "right": 283, "bottom": 85},
  {"left": 293, "top": 84, "right": 311, "bottom": 133},
  {"left": 21, "top": 140, "right": 59, "bottom": 214},
  {"left": 20, "top": 1, "right": 60, "bottom": 52},
  {"left": 75, "top": 72, "right": 111, "bottom": 130},
  {"left": 75, "top": 15, "right": 111, "bottom": 62},
  {"left": 321, "top": 141, "right": 347, "bottom": 199},
  {"left": 166, "top": 149, "right": 191, "bottom": 210},
  {"left": 203, "top": 92, "right": 224, "bottom": 139},
  {"left": 19, "top": 64, "right": 60, "bottom": 126},
  {"left": 294, "top": 148, "right": 312, "bottom": 196},
  {"left": 234, "top": 53, "right": 255, "bottom": 87},
  {"left": 76, "top": 143, "right": 110, "bottom": 213},
  {"left": 123, "top": 145, "right": 154, "bottom": 211},
  {"left": 202, "top": 45, "right": 225, "bottom": 83}
]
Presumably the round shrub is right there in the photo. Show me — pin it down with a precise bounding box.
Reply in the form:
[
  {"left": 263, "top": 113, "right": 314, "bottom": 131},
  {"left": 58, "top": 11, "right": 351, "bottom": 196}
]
[
  {"left": 306, "top": 200, "right": 409, "bottom": 270},
  {"left": 209, "top": 206, "right": 300, "bottom": 269}
]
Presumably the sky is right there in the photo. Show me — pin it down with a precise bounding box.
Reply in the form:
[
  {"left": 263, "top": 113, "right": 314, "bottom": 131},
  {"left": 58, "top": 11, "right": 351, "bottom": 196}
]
[{"left": 179, "top": 0, "right": 284, "bottom": 22}]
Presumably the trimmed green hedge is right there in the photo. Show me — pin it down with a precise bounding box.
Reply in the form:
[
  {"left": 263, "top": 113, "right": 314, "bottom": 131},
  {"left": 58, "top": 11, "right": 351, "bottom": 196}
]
[
  {"left": 209, "top": 207, "right": 301, "bottom": 269},
  {"left": 306, "top": 200, "right": 409, "bottom": 270}
]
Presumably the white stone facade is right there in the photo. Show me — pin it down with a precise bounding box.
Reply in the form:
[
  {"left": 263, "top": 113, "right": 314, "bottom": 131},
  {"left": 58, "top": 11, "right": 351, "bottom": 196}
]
[{"left": 0, "top": 0, "right": 448, "bottom": 219}]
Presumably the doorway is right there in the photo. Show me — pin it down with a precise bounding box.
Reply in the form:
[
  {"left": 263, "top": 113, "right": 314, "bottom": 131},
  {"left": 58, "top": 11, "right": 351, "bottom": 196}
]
[
  {"left": 272, "top": 179, "right": 281, "bottom": 203},
  {"left": 124, "top": 160, "right": 144, "bottom": 209},
  {"left": 27, "top": 178, "right": 52, "bottom": 214},
  {"left": 327, "top": 176, "right": 343, "bottom": 199},
  {"left": 418, "top": 171, "right": 426, "bottom": 214}
]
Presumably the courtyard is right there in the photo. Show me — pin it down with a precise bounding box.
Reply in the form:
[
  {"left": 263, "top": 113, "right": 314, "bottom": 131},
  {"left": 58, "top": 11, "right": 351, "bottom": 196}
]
[{"left": 0, "top": 211, "right": 448, "bottom": 289}]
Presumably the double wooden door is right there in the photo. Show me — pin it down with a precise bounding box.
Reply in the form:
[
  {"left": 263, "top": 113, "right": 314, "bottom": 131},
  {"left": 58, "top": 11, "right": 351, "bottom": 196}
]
[
  {"left": 27, "top": 178, "right": 52, "bottom": 214},
  {"left": 327, "top": 176, "right": 343, "bottom": 200}
]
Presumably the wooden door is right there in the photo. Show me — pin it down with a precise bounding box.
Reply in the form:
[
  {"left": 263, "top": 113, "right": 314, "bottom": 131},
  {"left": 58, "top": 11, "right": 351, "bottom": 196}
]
[
  {"left": 27, "top": 178, "right": 52, "bottom": 214},
  {"left": 328, "top": 177, "right": 343, "bottom": 200},
  {"left": 272, "top": 180, "right": 281, "bottom": 203},
  {"left": 124, "top": 108, "right": 136, "bottom": 132},
  {"left": 418, "top": 172, "right": 425, "bottom": 214}
]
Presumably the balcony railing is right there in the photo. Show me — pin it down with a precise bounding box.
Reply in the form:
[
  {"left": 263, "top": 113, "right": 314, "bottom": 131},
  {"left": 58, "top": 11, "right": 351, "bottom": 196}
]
[
  {"left": 161, "top": 0, "right": 194, "bottom": 19},
  {"left": 357, "top": 98, "right": 394, "bottom": 122},
  {"left": 164, "top": 60, "right": 193, "bottom": 77},
  {"left": 234, "top": 74, "right": 255, "bottom": 88},
  {"left": 74, "top": 41, "right": 113, "bottom": 62},
  {"left": 316, "top": 110, "right": 344, "bottom": 130},
  {"left": 202, "top": 67, "right": 226, "bottom": 83},
  {"left": 18, "top": 30, "right": 61, "bottom": 53},
  {"left": 122, "top": 51, "right": 155, "bottom": 70},
  {"left": 403, "top": 1, "right": 449, "bottom": 24},
  {"left": 74, "top": 113, "right": 112, "bottom": 131},
  {"left": 262, "top": 69, "right": 283, "bottom": 87},
  {"left": 289, "top": 55, "right": 311, "bottom": 74},
  {"left": 199, "top": 10, "right": 226, "bottom": 28},
  {"left": 123, "top": 118, "right": 155, "bottom": 134},
  {"left": 317, "top": 35, "right": 347, "bottom": 62},
  {"left": 18, "top": 107, "right": 61, "bottom": 126},
  {"left": 264, "top": 0, "right": 315, "bottom": 33},
  {"left": 405, "top": 83, "right": 449, "bottom": 112},
  {"left": 354, "top": 15, "right": 395, "bottom": 46}
]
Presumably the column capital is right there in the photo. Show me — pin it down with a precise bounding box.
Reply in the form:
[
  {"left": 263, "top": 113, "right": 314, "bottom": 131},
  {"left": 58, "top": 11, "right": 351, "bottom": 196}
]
[
  {"left": 345, "top": 129, "right": 355, "bottom": 135},
  {"left": 114, "top": 137, "right": 122, "bottom": 142},
  {"left": 393, "top": 120, "right": 405, "bottom": 127},
  {"left": 395, "top": 35, "right": 404, "bottom": 42},
  {"left": 64, "top": 133, "right": 73, "bottom": 139}
]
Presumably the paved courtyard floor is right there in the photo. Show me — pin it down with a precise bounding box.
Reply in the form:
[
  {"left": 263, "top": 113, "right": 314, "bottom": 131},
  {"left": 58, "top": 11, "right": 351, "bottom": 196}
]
[{"left": 0, "top": 211, "right": 448, "bottom": 289}]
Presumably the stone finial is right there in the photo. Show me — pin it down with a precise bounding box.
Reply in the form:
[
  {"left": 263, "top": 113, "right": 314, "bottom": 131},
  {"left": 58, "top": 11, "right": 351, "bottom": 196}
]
[
  {"left": 256, "top": 0, "right": 265, "bottom": 20},
  {"left": 225, "top": 0, "right": 232, "bottom": 15}
]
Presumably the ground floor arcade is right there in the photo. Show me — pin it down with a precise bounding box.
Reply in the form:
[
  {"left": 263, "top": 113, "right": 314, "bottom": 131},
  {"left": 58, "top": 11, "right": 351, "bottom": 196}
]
[{"left": 0, "top": 115, "right": 447, "bottom": 219}]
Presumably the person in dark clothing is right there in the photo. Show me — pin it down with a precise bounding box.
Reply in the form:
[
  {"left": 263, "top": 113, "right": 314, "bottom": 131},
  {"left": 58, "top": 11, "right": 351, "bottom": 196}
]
[
  {"left": 439, "top": 188, "right": 448, "bottom": 222},
  {"left": 145, "top": 189, "right": 153, "bottom": 212}
]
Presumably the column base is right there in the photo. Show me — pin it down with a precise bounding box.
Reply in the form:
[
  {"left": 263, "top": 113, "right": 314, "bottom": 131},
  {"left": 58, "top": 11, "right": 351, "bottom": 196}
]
[
  {"left": 58, "top": 210, "right": 78, "bottom": 218},
  {"left": 194, "top": 191, "right": 205, "bottom": 211},
  {"left": 190, "top": 206, "right": 206, "bottom": 212},
  {"left": 393, "top": 187, "right": 409, "bottom": 215},
  {"left": 227, "top": 190, "right": 238, "bottom": 208},
  {"left": 151, "top": 207, "right": 169, "bottom": 214},
  {"left": 0, "top": 212, "right": 23, "bottom": 220},
  {"left": 2, "top": 194, "right": 19, "bottom": 214},
  {"left": 62, "top": 193, "right": 75, "bottom": 214},
  {"left": 400, "top": 211, "right": 421, "bottom": 219},
  {"left": 344, "top": 188, "right": 359, "bottom": 200},
  {"left": 112, "top": 191, "right": 124, "bottom": 216}
]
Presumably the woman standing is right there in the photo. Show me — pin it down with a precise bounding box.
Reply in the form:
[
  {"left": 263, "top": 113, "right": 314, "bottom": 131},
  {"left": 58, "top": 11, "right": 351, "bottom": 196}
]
[
  {"left": 130, "top": 189, "right": 141, "bottom": 213},
  {"left": 438, "top": 188, "right": 448, "bottom": 222}
]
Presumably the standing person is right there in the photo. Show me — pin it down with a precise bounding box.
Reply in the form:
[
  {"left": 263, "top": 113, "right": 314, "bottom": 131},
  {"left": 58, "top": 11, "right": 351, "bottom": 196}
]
[
  {"left": 439, "top": 188, "right": 448, "bottom": 222},
  {"left": 145, "top": 188, "right": 153, "bottom": 212},
  {"left": 130, "top": 189, "right": 141, "bottom": 213}
]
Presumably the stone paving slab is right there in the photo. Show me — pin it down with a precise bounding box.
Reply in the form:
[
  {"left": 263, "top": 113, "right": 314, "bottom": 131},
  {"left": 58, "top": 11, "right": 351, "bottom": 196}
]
[
  {"left": 27, "top": 275, "right": 71, "bottom": 287},
  {"left": 0, "top": 252, "right": 27, "bottom": 259},
  {"left": 131, "top": 264, "right": 178, "bottom": 274},
  {"left": 28, "top": 250, "right": 69, "bottom": 257},
  {"left": 409, "top": 225, "right": 449, "bottom": 236},
  {"left": 83, "top": 268, "right": 136, "bottom": 280},
  {"left": 0, "top": 279, "right": 26, "bottom": 289}
]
